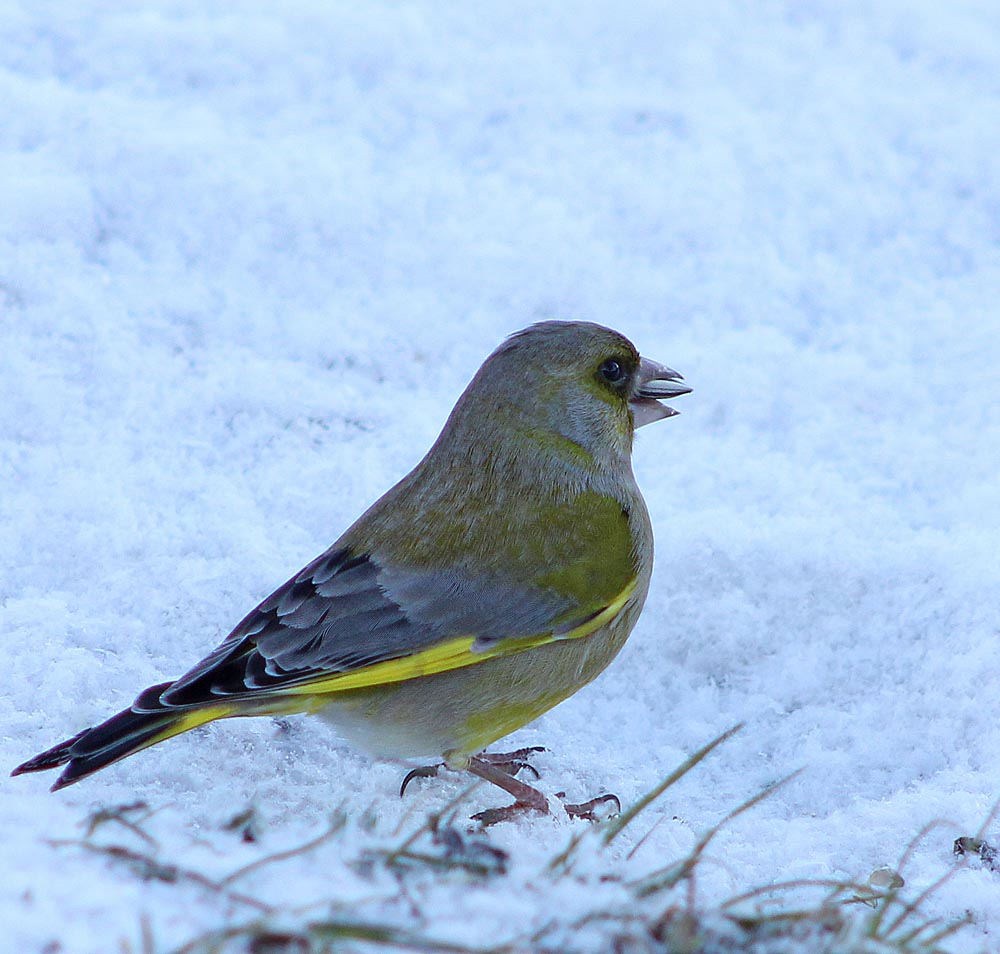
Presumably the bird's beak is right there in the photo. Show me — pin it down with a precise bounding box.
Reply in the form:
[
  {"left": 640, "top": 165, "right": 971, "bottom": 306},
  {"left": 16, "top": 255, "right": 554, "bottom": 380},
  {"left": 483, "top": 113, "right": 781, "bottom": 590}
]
[{"left": 630, "top": 357, "right": 692, "bottom": 428}]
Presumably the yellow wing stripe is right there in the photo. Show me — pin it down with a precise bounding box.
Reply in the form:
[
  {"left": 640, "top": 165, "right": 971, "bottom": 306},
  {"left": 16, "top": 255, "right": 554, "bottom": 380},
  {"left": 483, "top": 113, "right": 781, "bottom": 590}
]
[
  {"left": 279, "top": 576, "right": 639, "bottom": 697},
  {"left": 139, "top": 705, "right": 238, "bottom": 751}
]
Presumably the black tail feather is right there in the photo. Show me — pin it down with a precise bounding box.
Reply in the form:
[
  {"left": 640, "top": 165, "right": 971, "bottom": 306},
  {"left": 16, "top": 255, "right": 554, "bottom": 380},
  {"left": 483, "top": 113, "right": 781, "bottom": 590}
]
[
  {"left": 13, "top": 683, "right": 186, "bottom": 790},
  {"left": 11, "top": 728, "right": 91, "bottom": 776}
]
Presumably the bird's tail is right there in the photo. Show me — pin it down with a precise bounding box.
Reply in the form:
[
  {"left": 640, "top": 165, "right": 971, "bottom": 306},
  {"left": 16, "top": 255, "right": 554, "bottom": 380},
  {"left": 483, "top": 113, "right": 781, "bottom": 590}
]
[{"left": 11, "top": 683, "right": 237, "bottom": 790}]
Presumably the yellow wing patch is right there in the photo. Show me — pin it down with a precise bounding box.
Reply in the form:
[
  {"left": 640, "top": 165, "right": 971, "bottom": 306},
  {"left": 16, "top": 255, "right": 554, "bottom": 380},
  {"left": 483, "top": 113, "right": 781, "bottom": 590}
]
[
  {"left": 137, "top": 705, "right": 238, "bottom": 752},
  {"left": 279, "top": 576, "right": 638, "bottom": 699}
]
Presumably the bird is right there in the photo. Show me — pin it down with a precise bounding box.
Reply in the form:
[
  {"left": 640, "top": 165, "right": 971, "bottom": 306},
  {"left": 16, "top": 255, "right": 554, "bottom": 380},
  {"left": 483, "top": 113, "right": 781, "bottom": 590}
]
[{"left": 13, "top": 320, "right": 690, "bottom": 823}]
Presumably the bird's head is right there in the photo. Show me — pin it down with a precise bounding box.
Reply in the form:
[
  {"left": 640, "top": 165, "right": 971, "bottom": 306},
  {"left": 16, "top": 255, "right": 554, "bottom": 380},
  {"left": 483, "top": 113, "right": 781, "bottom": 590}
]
[{"left": 442, "top": 321, "right": 690, "bottom": 469}]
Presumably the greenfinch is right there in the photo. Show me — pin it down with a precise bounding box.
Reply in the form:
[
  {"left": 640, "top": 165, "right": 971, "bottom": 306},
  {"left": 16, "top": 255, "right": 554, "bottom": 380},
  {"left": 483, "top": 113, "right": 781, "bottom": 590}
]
[{"left": 13, "top": 321, "right": 690, "bottom": 821}]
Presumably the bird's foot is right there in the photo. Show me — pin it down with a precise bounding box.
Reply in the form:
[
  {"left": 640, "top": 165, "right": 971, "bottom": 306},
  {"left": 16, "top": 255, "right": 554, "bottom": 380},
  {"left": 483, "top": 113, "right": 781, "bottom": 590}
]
[
  {"left": 468, "top": 789, "right": 620, "bottom": 828},
  {"left": 399, "top": 746, "right": 545, "bottom": 797},
  {"left": 400, "top": 749, "right": 618, "bottom": 827},
  {"left": 476, "top": 745, "right": 546, "bottom": 779},
  {"left": 470, "top": 799, "right": 546, "bottom": 827},
  {"left": 466, "top": 755, "right": 619, "bottom": 827}
]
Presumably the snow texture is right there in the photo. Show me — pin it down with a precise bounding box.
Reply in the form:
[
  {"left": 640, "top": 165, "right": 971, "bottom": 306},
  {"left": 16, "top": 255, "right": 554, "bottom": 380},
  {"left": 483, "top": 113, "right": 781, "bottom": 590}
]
[{"left": 2, "top": 1, "right": 999, "bottom": 951}]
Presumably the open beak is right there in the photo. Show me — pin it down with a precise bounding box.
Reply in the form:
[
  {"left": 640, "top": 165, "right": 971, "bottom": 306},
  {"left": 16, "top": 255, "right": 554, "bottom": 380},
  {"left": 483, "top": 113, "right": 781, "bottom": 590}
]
[{"left": 630, "top": 357, "right": 692, "bottom": 428}]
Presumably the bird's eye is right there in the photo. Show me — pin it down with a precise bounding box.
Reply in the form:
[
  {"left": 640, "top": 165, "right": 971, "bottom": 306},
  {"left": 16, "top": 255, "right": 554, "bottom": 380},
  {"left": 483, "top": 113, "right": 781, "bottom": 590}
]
[{"left": 599, "top": 358, "right": 624, "bottom": 383}]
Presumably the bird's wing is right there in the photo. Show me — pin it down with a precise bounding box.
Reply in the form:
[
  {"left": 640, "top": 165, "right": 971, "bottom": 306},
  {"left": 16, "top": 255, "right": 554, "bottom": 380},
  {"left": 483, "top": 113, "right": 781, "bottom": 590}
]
[{"left": 158, "top": 546, "right": 637, "bottom": 708}]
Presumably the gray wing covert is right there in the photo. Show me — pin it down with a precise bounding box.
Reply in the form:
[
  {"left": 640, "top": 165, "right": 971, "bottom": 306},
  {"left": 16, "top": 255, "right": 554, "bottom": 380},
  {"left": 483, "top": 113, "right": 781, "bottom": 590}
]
[{"left": 157, "top": 547, "right": 570, "bottom": 707}]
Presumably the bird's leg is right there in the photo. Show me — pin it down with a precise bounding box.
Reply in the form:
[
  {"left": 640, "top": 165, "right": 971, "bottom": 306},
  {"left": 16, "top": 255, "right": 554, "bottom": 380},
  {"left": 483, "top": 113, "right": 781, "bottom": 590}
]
[
  {"left": 471, "top": 750, "right": 620, "bottom": 822},
  {"left": 466, "top": 754, "right": 549, "bottom": 826}
]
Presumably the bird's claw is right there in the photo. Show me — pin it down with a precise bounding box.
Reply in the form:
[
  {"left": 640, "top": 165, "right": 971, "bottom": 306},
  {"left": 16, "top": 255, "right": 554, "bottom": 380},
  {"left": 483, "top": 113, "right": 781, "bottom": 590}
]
[
  {"left": 399, "top": 763, "right": 442, "bottom": 797},
  {"left": 478, "top": 746, "right": 546, "bottom": 780},
  {"left": 559, "top": 792, "right": 621, "bottom": 821}
]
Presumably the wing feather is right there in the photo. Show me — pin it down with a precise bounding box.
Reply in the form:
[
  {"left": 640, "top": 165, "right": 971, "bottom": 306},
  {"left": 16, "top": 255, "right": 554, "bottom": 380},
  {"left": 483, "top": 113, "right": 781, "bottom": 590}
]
[{"left": 158, "top": 545, "right": 633, "bottom": 709}]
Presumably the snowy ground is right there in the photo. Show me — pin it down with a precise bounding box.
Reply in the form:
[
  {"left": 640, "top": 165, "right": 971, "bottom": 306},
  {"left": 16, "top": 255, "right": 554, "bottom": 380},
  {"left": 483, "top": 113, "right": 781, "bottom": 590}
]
[{"left": 2, "top": 2, "right": 999, "bottom": 951}]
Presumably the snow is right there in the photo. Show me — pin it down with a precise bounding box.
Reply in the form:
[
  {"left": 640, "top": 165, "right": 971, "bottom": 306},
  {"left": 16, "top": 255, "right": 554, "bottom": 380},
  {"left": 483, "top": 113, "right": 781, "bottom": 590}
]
[{"left": 2, "top": 1, "right": 999, "bottom": 951}]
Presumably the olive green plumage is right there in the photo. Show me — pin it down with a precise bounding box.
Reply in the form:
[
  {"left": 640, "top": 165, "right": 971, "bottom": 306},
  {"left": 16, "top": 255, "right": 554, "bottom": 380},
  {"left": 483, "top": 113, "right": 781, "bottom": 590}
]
[{"left": 13, "top": 321, "right": 690, "bottom": 804}]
